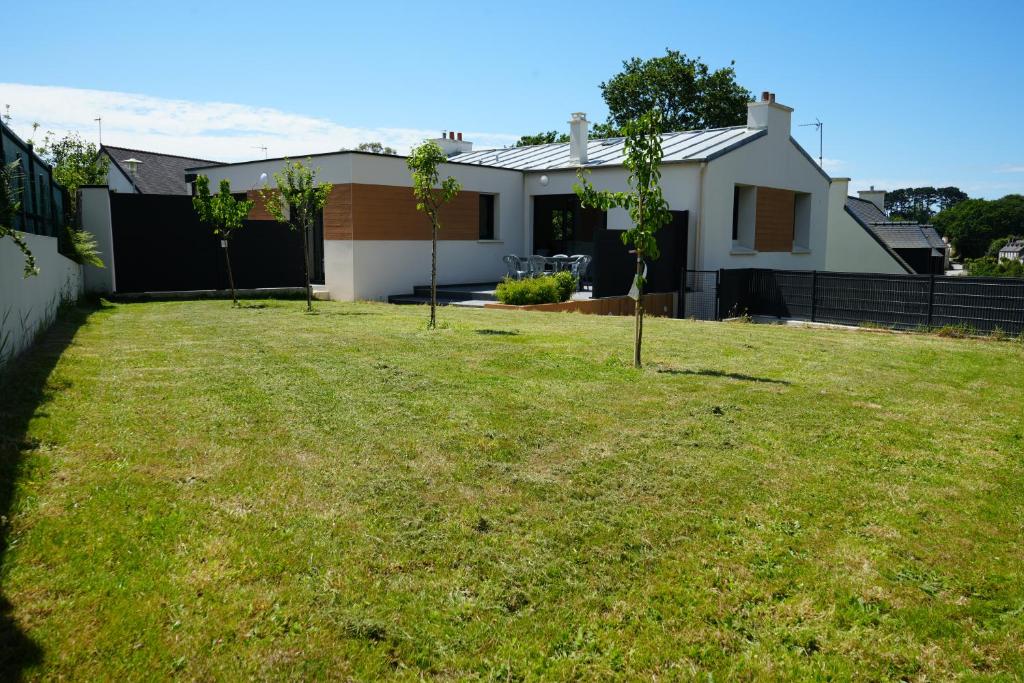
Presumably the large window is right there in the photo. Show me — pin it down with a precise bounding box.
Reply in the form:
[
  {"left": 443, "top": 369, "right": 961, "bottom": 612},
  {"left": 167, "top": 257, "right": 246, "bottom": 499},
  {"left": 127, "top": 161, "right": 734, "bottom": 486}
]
[{"left": 479, "top": 194, "right": 496, "bottom": 240}]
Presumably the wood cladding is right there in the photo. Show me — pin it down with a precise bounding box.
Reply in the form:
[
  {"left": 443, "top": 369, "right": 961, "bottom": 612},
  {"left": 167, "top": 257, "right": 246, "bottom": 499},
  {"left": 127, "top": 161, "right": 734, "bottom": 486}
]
[
  {"left": 324, "top": 185, "right": 352, "bottom": 240},
  {"left": 754, "top": 186, "right": 795, "bottom": 252},
  {"left": 349, "top": 184, "right": 480, "bottom": 240},
  {"left": 246, "top": 190, "right": 277, "bottom": 222}
]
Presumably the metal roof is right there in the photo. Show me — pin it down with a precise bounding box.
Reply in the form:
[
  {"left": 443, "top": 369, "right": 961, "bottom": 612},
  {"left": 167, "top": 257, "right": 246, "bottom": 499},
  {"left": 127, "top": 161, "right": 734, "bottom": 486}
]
[{"left": 447, "top": 126, "right": 766, "bottom": 171}]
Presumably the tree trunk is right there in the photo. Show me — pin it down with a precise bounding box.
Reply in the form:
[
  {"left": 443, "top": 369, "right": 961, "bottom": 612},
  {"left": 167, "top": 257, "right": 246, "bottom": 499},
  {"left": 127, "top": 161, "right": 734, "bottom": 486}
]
[
  {"left": 429, "top": 218, "right": 438, "bottom": 329},
  {"left": 223, "top": 242, "right": 237, "bottom": 307},
  {"left": 634, "top": 250, "right": 644, "bottom": 368},
  {"left": 300, "top": 220, "right": 313, "bottom": 312}
]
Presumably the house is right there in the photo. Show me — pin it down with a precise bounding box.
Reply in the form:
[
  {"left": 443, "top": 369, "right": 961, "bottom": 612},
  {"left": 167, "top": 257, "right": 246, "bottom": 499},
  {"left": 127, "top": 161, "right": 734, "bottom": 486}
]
[
  {"left": 842, "top": 189, "right": 949, "bottom": 274},
  {"left": 174, "top": 92, "right": 909, "bottom": 302},
  {"left": 998, "top": 239, "right": 1023, "bottom": 262},
  {"left": 100, "top": 145, "right": 221, "bottom": 195},
  {"left": 79, "top": 92, "right": 913, "bottom": 299}
]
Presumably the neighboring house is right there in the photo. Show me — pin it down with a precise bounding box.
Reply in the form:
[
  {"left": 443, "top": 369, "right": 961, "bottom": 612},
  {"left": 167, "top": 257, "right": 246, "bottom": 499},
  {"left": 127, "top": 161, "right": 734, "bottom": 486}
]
[
  {"left": 185, "top": 92, "right": 910, "bottom": 301},
  {"left": 998, "top": 239, "right": 1023, "bottom": 262},
  {"left": 843, "top": 191, "right": 948, "bottom": 274},
  {"left": 100, "top": 145, "right": 221, "bottom": 195}
]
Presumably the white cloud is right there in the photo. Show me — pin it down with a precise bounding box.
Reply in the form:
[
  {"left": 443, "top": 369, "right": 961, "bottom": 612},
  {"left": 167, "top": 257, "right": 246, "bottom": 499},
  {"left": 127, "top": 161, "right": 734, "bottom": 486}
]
[
  {"left": 0, "top": 83, "right": 519, "bottom": 161},
  {"left": 996, "top": 164, "right": 1024, "bottom": 173}
]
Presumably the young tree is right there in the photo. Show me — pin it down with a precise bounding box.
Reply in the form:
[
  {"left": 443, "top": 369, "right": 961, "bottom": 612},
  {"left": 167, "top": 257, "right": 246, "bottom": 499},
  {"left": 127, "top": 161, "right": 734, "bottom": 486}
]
[
  {"left": 407, "top": 141, "right": 462, "bottom": 329},
  {"left": 574, "top": 110, "right": 671, "bottom": 368},
  {"left": 259, "top": 160, "right": 332, "bottom": 312},
  {"left": 193, "top": 175, "right": 253, "bottom": 306},
  {"left": 0, "top": 159, "right": 37, "bottom": 277}
]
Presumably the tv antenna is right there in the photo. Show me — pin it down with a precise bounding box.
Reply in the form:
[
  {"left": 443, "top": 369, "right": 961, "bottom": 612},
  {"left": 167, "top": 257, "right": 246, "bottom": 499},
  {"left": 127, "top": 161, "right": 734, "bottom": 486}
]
[
  {"left": 799, "top": 118, "right": 823, "bottom": 167},
  {"left": 94, "top": 116, "right": 103, "bottom": 145},
  {"left": 2, "top": 105, "right": 10, "bottom": 125},
  {"left": 253, "top": 145, "right": 268, "bottom": 159}
]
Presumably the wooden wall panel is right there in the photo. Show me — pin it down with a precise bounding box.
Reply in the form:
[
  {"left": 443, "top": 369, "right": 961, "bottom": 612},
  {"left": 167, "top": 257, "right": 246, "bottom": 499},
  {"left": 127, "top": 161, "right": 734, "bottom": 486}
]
[
  {"left": 246, "top": 190, "right": 277, "bottom": 222},
  {"left": 754, "top": 187, "right": 796, "bottom": 252},
  {"left": 350, "top": 183, "right": 480, "bottom": 240},
  {"left": 324, "top": 185, "right": 352, "bottom": 240}
]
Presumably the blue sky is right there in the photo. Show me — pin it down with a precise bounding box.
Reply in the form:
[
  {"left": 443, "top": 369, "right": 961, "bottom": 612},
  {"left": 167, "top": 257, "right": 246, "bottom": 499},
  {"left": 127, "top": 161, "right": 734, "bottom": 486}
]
[{"left": 2, "top": 0, "right": 1022, "bottom": 197}]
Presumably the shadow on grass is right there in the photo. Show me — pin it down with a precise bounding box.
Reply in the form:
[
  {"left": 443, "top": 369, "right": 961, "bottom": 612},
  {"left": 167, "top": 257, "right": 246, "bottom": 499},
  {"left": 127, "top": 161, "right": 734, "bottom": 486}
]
[
  {"left": 655, "top": 367, "right": 791, "bottom": 385},
  {"left": 476, "top": 329, "right": 520, "bottom": 336},
  {"left": 0, "top": 302, "right": 99, "bottom": 680}
]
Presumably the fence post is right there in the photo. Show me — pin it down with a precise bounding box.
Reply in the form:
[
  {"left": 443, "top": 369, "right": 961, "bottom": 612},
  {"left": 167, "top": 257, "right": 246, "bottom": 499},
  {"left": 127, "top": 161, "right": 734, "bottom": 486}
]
[
  {"left": 680, "top": 269, "right": 686, "bottom": 319},
  {"left": 716, "top": 269, "right": 723, "bottom": 320},
  {"left": 810, "top": 270, "right": 818, "bottom": 322},
  {"left": 927, "top": 274, "right": 935, "bottom": 329}
]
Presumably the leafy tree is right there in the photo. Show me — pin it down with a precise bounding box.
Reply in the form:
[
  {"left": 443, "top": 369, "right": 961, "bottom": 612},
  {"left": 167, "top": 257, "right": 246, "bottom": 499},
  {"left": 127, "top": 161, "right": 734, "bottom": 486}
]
[
  {"left": 34, "top": 130, "right": 109, "bottom": 218},
  {"left": 259, "top": 160, "right": 332, "bottom": 312},
  {"left": 964, "top": 256, "right": 1024, "bottom": 278},
  {"left": 355, "top": 141, "right": 397, "bottom": 155},
  {"left": 574, "top": 109, "right": 672, "bottom": 368},
  {"left": 599, "top": 50, "right": 751, "bottom": 135},
  {"left": 193, "top": 175, "right": 254, "bottom": 306},
  {"left": 0, "top": 159, "right": 37, "bottom": 277},
  {"left": 407, "top": 141, "right": 462, "bottom": 329},
  {"left": 932, "top": 194, "right": 1024, "bottom": 259},
  {"left": 514, "top": 131, "right": 569, "bottom": 147},
  {"left": 885, "top": 186, "right": 968, "bottom": 224}
]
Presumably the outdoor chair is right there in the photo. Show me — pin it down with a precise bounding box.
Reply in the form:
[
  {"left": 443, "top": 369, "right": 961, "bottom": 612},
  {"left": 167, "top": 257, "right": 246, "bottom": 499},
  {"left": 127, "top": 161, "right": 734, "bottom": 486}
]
[
  {"left": 570, "top": 255, "right": 592, "bottom": 290},
  {"left": 503, "top": 254, "right": 528, "bottom": 280},
  {"left": 526, "top": 255, "right": 548, "bottom": 278}
]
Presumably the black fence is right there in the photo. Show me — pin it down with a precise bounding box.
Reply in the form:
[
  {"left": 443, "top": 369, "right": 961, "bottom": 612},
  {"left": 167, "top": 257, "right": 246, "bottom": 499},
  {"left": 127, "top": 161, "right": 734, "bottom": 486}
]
[
  {"left": 689, "top": 268, "right": 1024, "bottom": 335},
  {"left": 110, "top": 193, "right": 311, "bottom": 293},
  {"left": 0, "top": 119, "right": 68, "bottom": 240}
]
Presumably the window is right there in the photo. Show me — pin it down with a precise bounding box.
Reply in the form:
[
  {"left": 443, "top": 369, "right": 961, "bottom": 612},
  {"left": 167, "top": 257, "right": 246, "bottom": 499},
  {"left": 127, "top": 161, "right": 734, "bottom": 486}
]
[
  {"left": 731, "top": 185, "right": 756, "bottom": 249},
  {"left": 793, "top": 192, "right": 811, "bottom": 250},
  {"left": 731, "top": 186, "right": 740, "bottom": 241},
  {"left": 479, "top": 194, "right": 496, "bottom": 240}
]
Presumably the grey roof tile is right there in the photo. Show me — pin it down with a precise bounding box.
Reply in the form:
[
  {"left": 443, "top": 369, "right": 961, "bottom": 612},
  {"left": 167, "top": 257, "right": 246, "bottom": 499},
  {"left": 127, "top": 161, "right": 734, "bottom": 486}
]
[{"left": 103, "top": 145, "right": 222, "bottom": 195}]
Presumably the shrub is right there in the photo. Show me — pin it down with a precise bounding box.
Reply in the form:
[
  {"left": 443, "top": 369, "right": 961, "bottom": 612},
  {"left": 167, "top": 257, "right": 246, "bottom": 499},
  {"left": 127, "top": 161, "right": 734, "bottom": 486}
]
[
  {"left": 935, "top": 322, "right": 976, "bottom": 338},
  {"left": 495, "top": 275, "right": 573, "bottom": 305},
  {"left": 65, "top": 227, "right": 104, "bottom": 267},
  {"left": 552, "top": 271, "right": 578, "bottom": 301}
]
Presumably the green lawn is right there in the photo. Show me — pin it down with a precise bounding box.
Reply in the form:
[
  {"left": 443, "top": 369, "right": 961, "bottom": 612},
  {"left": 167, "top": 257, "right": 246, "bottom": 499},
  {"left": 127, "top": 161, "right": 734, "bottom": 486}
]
[{"left": 1, "top": 299, "right": 1022, "bottom": 680}]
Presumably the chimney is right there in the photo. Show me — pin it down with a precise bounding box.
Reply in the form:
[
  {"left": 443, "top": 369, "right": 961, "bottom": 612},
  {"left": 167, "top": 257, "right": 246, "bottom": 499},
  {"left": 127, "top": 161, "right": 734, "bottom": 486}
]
[
  {"left": 747, "top": 91, "right": 792, "bottom": 137},
  {"left": 569, "top": 112, "right": 588, "bottom": 165},
  {"left": 431, "top": 131, "right": 473, "bottom": 157},
  {"left": 858, "top": 186, "right": 886, "bottom": 212}
]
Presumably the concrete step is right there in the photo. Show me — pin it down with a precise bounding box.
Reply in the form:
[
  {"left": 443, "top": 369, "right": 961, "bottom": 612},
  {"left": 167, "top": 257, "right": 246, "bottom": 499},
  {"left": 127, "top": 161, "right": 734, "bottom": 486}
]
[
  {"left": 312, "top": 285, "right": 331, "bottom": 301},
  {"left": 411, "top": 285, "right": 498, "bottom": 302}
]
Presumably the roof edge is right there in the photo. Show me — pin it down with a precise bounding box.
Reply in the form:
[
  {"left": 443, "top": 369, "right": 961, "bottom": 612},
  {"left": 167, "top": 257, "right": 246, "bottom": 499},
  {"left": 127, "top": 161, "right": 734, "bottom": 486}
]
[{"left": 843, "top": 204, "right": 915, "bottom": 274}]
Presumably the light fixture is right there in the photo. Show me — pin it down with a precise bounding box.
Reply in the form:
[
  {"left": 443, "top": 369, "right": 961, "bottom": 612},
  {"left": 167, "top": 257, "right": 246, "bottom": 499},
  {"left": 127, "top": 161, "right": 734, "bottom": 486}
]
[{"left": 539, "top": 175, "right": 549, "bottom": 186}]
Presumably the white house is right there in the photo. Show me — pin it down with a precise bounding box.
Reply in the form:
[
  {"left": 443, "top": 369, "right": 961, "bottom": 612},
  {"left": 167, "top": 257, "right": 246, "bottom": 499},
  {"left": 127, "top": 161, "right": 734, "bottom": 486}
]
[
  {"left": 185, "top": 92, "right": 909, "bottom": 302},
  {"left": 998, "top": 239, "right": 1023, "bottom": 262}
]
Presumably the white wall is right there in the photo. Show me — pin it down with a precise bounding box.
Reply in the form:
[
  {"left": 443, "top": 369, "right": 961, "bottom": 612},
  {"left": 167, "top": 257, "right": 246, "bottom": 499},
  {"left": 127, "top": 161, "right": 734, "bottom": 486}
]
[
  {"left": 825, "top": 179, "right": 908, "bottom": 274},
  {"left": 0, "top": 232, "right": 82, "bottom": 366},
  {"left": 107, "top": 162, "right": 136, "bottom": 194},
  {"left": 79, "top": 187, "right": 117, "bottom": 293}
]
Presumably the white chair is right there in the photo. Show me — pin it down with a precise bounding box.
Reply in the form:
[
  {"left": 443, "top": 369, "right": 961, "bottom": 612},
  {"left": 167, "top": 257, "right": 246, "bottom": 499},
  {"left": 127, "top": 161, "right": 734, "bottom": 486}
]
[{"left": 503, "top": 255, "right": 528, "bottom": 280}]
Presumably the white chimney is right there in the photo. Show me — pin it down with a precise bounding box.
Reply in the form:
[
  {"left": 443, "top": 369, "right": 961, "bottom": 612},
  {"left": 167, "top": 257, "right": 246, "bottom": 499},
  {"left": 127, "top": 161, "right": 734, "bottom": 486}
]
[
  {"left": 746, "top": 91, "right": 792, "bottom": 137},
  {"left": 430, "top": 131, "right": 473, "bottom": 157},
  {"left": 858, "top": 186, "right": 886, "bottom": 212},
  {"left": 569, "top": 112, "right": 588, "bottom": 165}
]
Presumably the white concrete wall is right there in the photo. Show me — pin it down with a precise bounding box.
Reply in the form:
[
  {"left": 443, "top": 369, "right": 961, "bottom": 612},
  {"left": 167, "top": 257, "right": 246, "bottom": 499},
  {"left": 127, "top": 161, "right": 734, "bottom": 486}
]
[
  {"left": 825, "top": 179, "right": 908, "bottom": 274},
  {"left": 107, "top": 163, "right": 136, "bottom": 194},
  {"left": 0, "top": 232, "right": 82, "bottom": 366},
  {"left": 79, "top": 187, "right": 117, "bottom": 293}
]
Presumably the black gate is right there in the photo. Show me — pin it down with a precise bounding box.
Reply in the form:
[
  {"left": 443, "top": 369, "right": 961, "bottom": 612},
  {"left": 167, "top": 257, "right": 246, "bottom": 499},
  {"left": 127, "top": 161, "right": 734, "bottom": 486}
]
[
  {"left": 593, "top": 211, "right": 688, "bottom": 308},
  {"left": 110, "top": 193, "right": 308, "bottom": 293}
]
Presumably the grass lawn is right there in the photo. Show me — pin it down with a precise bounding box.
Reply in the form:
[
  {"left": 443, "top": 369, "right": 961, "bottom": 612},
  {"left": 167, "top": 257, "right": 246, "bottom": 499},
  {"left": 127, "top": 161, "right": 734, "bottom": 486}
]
[{"left": 1, "top": 299, "right": 1022, "bottom": 680}]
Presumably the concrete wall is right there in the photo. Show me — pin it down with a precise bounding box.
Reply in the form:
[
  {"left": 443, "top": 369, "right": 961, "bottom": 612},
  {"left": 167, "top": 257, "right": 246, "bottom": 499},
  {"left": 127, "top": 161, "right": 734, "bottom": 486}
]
[
  {"left": 825, "top": 179, "right": 908, "bottom": 274},
  {"left": 106, "top": 162, "right": 136, "bottom": 194},
  {"left": 0, "top": 232, "right": 82, "bottom": 366},
  {"left": 79, "top": 187, "right": 117, "bottom": 293}
]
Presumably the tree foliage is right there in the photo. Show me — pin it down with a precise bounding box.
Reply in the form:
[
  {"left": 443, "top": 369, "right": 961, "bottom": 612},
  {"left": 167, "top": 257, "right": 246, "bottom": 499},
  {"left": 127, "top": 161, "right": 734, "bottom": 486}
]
[
  {"left": 514, "top": 131, "right": 569, "bottom": 147},
  {"left": 34, "top": 130, "right": 109, "bottom": 217},
  {"left": 259, "top": 160, "right": 332, "bottom": 311},
  {"left": 884, "top": 186, "right": 968, "bottom": 224},
  {"left": 574, "top": 109, "right": 672, "bottom": 368},
  {"left": 0, "top": 159, "right": 37, "bottom": 277},
  {"left": 193, "top": 175, "right": 253, "bottom": 305},
  {"left": 964, "top": 256, "right": 1024, "bottom": 278},
  {"left": 407, "top": 141, "right": 461, "bottom": 329},
  {"left": 932, "top": 194, "right": 1024, "bottom": 259},
  {"left": 355, "top": 141, "right": 397, "bottom": 155},
  {"left": 599, "top": 49, "right": 751, "bottom": 135}
]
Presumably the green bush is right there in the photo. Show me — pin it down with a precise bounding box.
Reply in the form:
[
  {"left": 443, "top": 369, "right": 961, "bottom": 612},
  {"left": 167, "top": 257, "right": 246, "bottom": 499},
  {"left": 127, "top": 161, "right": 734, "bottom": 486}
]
[{"left": 495, "top": 274, "right": 575, "bottom": 305}]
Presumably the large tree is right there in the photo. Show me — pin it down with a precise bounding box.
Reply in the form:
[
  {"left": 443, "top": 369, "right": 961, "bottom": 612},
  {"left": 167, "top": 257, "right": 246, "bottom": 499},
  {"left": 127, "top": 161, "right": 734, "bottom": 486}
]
[
  {"left": 34, "top": 130, "right": 109, "bottom": 218},
  {"left": 574, "top": 109, "right": 672, "bottom": 368},
  {"left": 599, "top": 50, "right": 751, "bottom": 135},
  {"left": 932, "top": 194, "right": 1024, "bottom": 259},
  {"left": 885, "top": 186, "right": 968, "bottom": 224},
  {"left": 514, "top": 131, "right": 569, "bottom": 147},
  {"left": 193, "top": 175, "right": 254, "bottom": 306},
  {"left": 260, "top": 160, "right": 332, "bottom": 312},
  {"left": 407, "top": 141, "right": 461, "bottom": 330},
  {"left": 354, "top": 141, "right": 397, "bottom": 155}
]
